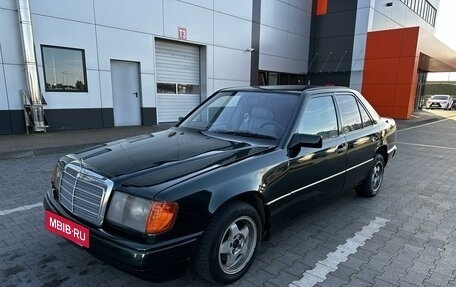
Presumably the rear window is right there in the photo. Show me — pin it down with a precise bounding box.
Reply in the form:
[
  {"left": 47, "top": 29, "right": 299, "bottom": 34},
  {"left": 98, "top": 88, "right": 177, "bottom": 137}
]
[{"left": 355, "top": 91, "right": 380, "bottom": 123}]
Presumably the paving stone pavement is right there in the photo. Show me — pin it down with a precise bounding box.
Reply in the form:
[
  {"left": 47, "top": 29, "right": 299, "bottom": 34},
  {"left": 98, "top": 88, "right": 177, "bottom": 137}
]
[{"left": 0, "top": 112, "right": 455, "bottom": 287}]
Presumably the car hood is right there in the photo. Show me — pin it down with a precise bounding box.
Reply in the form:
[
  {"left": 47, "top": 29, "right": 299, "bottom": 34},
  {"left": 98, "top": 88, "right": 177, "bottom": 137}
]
[
  {"left": 428, "top": 99, "right": 449, "bottom": 102},
  {"left": 71, "top": 128, "right": 274, "bottom": 188}
]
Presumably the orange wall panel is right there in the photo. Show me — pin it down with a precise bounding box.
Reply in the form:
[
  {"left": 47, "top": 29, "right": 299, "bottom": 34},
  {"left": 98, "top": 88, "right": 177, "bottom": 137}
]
[
  {"left": 362, "top": 27, "right": 420, "bottom": 119},
  {"left": 364, "top": 29, "right": 403, "bottom": 59},
  {"left": 362, "top": 84, "right": 396, "bottom": 106},
  {"left": 316, "top": 0, "right": 328, "bottom": 16},
  {"left": 392, "top": 107, "right": 410, "bottom": 119},
  {"left": 400, "top": 27, "right": 419, "bottom": 57},
  {"left": 374, "top": 105, "right": 394, "bottom": 117},
  {"left": 396, "top": 57, "right": 419, "bottom": 84},
  {"left": 394, "top": 84, "right": 413, "bottom": 107},
  {"left": 363, "top": 58, "right": 399, "bottom": 84}
]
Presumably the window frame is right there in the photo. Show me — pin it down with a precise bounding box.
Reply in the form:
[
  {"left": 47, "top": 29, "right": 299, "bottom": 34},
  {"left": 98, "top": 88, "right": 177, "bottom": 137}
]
[
  {"left": 294, "top": 93, "right": 340, "bottom": 139},
  {"left": 41, "top": 45, "right": 88, "bottom": 93},
  {"left": 335, "top": 93, "right": 364, "bottom": 134}
]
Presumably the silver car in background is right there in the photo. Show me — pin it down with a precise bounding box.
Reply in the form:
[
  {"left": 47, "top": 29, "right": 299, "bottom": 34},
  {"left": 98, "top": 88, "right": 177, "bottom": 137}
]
[{"left": 425, "top": 95, "right": 453, "bottom": 110}]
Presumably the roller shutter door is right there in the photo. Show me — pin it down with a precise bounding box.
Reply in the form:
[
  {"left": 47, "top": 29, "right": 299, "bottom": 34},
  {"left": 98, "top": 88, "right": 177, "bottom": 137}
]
[{"left": 155, "top": 39, "right": 200, "bottom": 122}]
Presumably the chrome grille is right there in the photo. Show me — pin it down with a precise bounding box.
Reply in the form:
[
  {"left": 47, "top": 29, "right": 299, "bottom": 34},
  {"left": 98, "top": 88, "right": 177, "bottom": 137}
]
[{"left": 58, "top": 162, "right": 113, "bottom": 226}]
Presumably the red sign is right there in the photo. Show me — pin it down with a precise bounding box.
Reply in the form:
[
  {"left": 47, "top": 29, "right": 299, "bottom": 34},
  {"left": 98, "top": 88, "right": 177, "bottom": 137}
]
[
  {"left": 45, "top": 210, "right": 90, "bottom": 248},
  {"left": 178, "top": 27, "right": 187, "bottom": 40}
]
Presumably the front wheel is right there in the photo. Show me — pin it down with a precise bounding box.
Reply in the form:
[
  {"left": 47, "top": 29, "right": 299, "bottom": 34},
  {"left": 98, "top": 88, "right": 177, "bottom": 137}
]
[
  {"left": 356, "top": 154, "right": 385, "bottom": 197},
  {"left": 193, "top": 201, "right": 261, "bottom": 284}
]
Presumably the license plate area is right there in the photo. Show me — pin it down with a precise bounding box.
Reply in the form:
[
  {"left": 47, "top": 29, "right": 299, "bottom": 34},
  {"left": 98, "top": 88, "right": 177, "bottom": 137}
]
[{"left": 45, "top": 210, "right": 90, "bottom": 248}]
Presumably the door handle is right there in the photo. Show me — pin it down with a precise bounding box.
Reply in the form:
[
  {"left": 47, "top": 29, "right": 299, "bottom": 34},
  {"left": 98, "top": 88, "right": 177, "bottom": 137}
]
[
  {"left": 133, "top": 92, "right": 139, "bottom": 98},
  {"left": 336, "top": 143, "right": 347, "bottom": 153}
]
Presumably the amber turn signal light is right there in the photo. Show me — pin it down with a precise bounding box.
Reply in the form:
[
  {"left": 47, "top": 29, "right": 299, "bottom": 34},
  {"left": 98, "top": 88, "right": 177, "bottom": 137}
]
[{"left": 146, "top": 201, "right": 179, "bottom": 234}]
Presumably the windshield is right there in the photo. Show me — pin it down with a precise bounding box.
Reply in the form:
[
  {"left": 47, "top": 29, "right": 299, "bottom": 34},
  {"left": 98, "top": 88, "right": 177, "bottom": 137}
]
[
  {"left": 432, "top": 95, "right": 450, "bottom": 100},
  {"left": 179, "top": 91, "right": 299, "bottom": 140}
]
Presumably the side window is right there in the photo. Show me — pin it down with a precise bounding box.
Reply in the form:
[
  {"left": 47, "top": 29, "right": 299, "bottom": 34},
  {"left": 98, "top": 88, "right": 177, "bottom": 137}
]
[
  {"left": 359, "top": 103, "right": 373, "bottom": 127},
  {"left": 336, "top": 94, "right": 362, "bottom": 133},
  {"left": 296, "top": 95, "right": 338, "bottom": 139}
]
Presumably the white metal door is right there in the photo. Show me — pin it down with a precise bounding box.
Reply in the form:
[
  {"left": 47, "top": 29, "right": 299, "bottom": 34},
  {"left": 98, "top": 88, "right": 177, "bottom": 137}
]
[
  {"left": 111, "top": 60, "right": 141, "bottom": 126},
  {"left": 155, "top": 39, "right": 200, "bottom": 122}
]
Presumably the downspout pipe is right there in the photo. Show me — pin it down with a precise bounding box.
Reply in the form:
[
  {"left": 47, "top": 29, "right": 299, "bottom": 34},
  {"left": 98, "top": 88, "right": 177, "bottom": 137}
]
[{"left": 17, "top": 0, "right": 47, "bottom": 132}]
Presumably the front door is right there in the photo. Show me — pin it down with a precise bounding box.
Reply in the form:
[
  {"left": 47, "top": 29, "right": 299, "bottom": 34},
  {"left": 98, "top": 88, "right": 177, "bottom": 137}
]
[
  {"left": 268, "top": 94, "right": 347, "bottom": 220},
  {"left": 111, "top": 60, "right": 141, "bottom": 126}
]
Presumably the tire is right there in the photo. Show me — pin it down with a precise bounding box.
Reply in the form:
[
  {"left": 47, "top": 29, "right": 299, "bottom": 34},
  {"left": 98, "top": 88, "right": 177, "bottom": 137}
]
[
  {"left": 193, "top": 201, "right": 261, "bottom": 284},
  {"left": 356, "top": 154, "right": 385, "bottom": 197}
]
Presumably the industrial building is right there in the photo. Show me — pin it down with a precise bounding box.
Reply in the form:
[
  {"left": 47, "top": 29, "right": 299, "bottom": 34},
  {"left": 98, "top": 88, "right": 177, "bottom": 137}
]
[{"left": 1, "top": 0, "right": 455, "bottom": 134}]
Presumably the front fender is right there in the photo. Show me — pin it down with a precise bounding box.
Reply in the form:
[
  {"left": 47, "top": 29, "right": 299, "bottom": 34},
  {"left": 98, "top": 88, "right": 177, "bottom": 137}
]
[{"left": 153, "top": 150, "right": 287, "bottom": 237}]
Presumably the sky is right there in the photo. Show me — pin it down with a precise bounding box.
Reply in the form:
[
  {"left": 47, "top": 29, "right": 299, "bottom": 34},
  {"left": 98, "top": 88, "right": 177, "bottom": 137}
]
[{"left": 427, "top": 0, "right": 456, "bottom": 81}]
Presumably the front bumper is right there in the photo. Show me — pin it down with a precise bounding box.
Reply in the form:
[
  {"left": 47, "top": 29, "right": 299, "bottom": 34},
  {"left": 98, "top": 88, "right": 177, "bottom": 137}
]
[
  {"left": 43, "top": 191, "right": 200, "bottom": 281},
  {"left": 387, "top": 145, "right": 397, "bottom": 159},
  {"left": 426, "top": 102, "right": 447, "bottom": 109}
]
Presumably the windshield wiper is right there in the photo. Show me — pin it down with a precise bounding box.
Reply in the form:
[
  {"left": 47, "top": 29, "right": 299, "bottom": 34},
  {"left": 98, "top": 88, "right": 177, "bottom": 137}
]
[{"left": 211, "top": 130, "right": 277, "bottom": 140}]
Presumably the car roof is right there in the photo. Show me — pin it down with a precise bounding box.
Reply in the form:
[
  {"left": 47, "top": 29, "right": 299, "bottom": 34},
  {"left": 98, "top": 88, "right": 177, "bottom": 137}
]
[{"left": 219, "top": 85, "right": 356, "bottom": 94}]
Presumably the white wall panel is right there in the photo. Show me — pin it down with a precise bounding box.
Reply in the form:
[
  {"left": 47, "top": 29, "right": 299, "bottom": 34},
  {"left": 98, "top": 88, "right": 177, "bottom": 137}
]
[
  {"left": 259, "top": 25, "right": 288, "bottom": 58},
  {"left": 94, "top": 0, "right": 163, "bottom": 35},
  {"left": 205, "top": 45, "right": 214, "bottom": 79},
  {"left": 98, "top": 70, "right": 113, "bottom": 108},
  {"left": 0, "top": 9, "right": 23, "bottom": 65},
  {"left": 391, "top": 2, "right": 408, "bottom": 27},
  {"left": 30, "top": 0, "right": 94, "bottom": 24},
  {"left": 286, "top": 33, "right": 309, "bottom": 62},
  {"left": 214, "top": 0, "right": 252, "bottom": 20},
  {"left": 141, "top": 73, "right": 156, "bottom": 107},
  {"left": 205, "top": 78, "right": 214, "bottom": 98},
  {"left": 374, "top": 0, "right": 393, "bottom": 19},
  {"left": 0, "top": 0, "right": 16, "bottom": 9},
  {"left": 287, "top": 7, "right": 311, "bottom": 37},
  {"left": 0, "top": 65, "right": 9, "bottom": 109},
  {"left": 213, "top": 47, "right": 250, "bottom": 81},
  {"left": 213, "top": 79, "right": 250, "bottom": 91},
  {"left": 96, "top": 26, "right": 154, "bottom": 73},
  {"left": 288, "top": 0, "right": 312, "bottom": 13},
  {"left": 372, "top": 11, "right": 392, "bottom": 31},
  {"left": 179, "top": 0, "right": 213, "bottom": 10},
  {"left": 163, "top": 0, "right": 213, "bottom": 44},
  {"left": 357, "top": 0, "right": 375, "bottom": 9},
  {"left": 32, "top": 15, "right": 98, "bottom": 70},
  {"left": 259, "top": 54, "right": 306, "bottom": 74},
  {"left": 354, "top": 7, "right": 370, "bottom": 35},
  {"left": 39, "top": 68, "right": 101, "bottom": 109},
  {"left": 3, "top": 64, "right": 27, "bottom": 109},
  {"left": 214, "top": 13, "right": 251, "bottom": 51},
  {"left": 351, "top": 34, "right": 367, "bottom": 71},
  {"left": 261, "top": 0, "right": 288, "bottom": 30}
]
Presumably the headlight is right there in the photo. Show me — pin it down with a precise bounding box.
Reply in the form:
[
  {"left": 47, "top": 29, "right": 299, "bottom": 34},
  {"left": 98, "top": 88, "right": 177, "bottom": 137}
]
[
  {"left": 106, "top": 191, "right": 178, "bottom": 234},
  {"left": 51, "top": 163, "right": 64, "bottom": 191}
]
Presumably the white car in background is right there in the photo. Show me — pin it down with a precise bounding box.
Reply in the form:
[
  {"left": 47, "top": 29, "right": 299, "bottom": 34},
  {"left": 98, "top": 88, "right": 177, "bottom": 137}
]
[{"left": 425, "top": 95, "right": 453, "bottom": 110}]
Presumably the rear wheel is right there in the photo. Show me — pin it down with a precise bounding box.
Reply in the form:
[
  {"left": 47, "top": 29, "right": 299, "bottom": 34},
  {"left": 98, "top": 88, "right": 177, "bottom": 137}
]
[
  {"left": 356, "top": 154, "right": 385, "bottom": 197},
  {"left": 193, "top": 201, "right": 261, "bottom": 284}
]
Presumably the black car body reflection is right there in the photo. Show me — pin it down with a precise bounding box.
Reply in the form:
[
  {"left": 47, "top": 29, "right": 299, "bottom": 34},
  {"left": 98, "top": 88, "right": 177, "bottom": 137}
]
[{"left": 44, "top": 86, "right": 397, "bottom": 284}]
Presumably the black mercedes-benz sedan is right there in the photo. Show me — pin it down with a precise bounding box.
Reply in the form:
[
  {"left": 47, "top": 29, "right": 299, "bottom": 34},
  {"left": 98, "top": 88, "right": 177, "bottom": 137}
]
[{"left": 44, "top": 86, "right": 397, "bottom": 284}]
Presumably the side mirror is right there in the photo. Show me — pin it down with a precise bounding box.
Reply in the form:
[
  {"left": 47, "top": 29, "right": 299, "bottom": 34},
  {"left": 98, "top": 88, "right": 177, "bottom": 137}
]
[
  {"left": 177, "top": 116, "right": 185, "bottom": 122},
  {"left": 287, "top": 133, "right": 323, "bottom": 151}
]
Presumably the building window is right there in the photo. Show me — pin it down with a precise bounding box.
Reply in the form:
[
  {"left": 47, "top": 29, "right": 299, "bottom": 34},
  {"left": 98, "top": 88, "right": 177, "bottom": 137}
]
[
  {"left": 41, "top": 45, "right": 88, "bottom": 92},
  {"left": 259, "top": 71, "right": 306, "bottom": 86},
  {"left": 156, "top": 82, "right": 200, "bottom": 94},
  {"left": 399, "top": 0, "right": 436, "bottom": 26}
]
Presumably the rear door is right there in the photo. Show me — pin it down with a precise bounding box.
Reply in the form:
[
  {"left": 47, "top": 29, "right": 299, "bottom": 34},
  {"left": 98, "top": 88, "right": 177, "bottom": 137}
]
[{"left": 335, "top": 93, "right": 379, "bottom": 191}]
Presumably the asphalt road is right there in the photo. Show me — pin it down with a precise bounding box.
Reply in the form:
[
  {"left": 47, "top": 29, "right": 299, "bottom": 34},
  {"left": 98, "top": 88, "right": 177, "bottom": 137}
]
[{"left": 1, "top": 112, "right": 456, "bottom": 287}]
